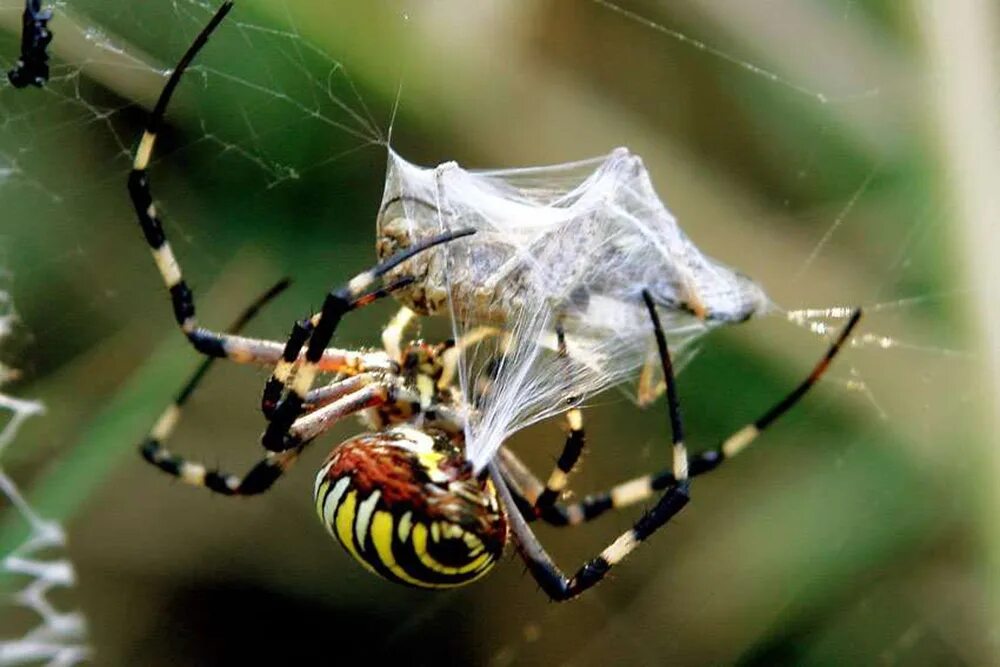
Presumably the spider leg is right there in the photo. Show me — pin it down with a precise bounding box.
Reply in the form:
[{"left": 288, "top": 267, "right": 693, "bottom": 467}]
[
  {"left": 511, "top": 324, "right": 590, "bottom": 518},
  {"left": 260, "top": 227, "right": 474, "bottom": 452},
  {"left": 126, "top": 3, "right": 405, "bottom": 383},
  {"left": 140, "top": 275, "right": 293, "bottom": 493},
  {"left": 496, "top": 446, "right": 676, "bottom": 527},
  {"left": 495, "top": 290, "right": 690, "bottom": 601},
  {"left": 259, "top": 283, "right": 413, "bottom": 419},
  {"left": 529, "top": 409, "right": 585, "bottom": 517},
  {"left": 138, "top": 273, "right": 402, "bottom": 496},
  {"left": 301, "top": 373, "right": 383, "bottom": 412},
  {"left": 381, "top": 306, "right": 418, "bottom": 363},
  {"left": 287, "top": 381, "right": 404, "bottom": 443},
  {"left": 143, "top": 372, "right": 398, "bottom": 496},
  {"left": 143, "top": 276, "right": 290, "bottom": 437},
  {"left": 143, "top": 444, "right": 301, "bottom": 497},
  {"left": 500, "top": 306, "right": 863, "bottom": 527},
  {"left": 437, "top": 325, "right": 503, "bottom": 390},
  {"left": 128, "top": 3, "right": 236, "bottom": 357}
]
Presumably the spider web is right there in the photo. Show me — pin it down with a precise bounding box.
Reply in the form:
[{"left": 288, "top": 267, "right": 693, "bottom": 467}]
[
  {"left": 0, "top": 283, "right": 89, "bottom": 666},
  {"left": 0, "top": 0, "right": 982, "bottom": 665}
]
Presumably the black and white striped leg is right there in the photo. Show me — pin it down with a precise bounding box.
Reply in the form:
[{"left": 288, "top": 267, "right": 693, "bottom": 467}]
[
  {"left": 126, "top": 2, "right": 408, "bottom": 383},
  {"left": 259, "top": 277, "right": 414, "bottom": 420},
  {"left": 500, "top": 306, "right": 863, "bottom": 527},
  {"left": 261, "top": 228, "right": 475, "bottom": 452},
  {"left": 531, "top": 408, "right": 586, "bottom": 516},
  {"left": 493, "top": 460, "right": 689, "bottom": 600},
  {"left": 495, "top": 290, "right": 690, "bottom": 601},
  {"left": 128, "top": 2, "right": 231, "bottom": 346},
  {"left": 499, "top": 447, "right": 716, "bottom": 527},
  {"left": 143, "top": 370, "right": 396, "bottom": 498},
  {"left": 527, "top": 321, "right": 588, "bottom": 515},
  {"left": 127, "top": 2, "right": 299, "bottom": 364},
  {"left": 140, "top": 277, "right": 294, "bottom": 494},
  {"left": 143, "top": 444, "right": 302, "bottom": 496},
  {"left": 576, "top": 306, "right": 864, "bottom": 515},
  {"left": 139, "top": 275, "right": 401, "bottom": 496},
  {"left": 143, "top": 381, "right": 395, "bottom": 496}
]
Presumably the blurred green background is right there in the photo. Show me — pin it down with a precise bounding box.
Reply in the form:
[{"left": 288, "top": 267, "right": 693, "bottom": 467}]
[{"left": 0, "top": 0, "right": 990, "bottom": 664}]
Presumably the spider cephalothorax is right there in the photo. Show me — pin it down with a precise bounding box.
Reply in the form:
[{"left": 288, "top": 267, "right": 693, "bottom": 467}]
[{"left": 315, "top": 425, "right": 506, "bottom": 588}]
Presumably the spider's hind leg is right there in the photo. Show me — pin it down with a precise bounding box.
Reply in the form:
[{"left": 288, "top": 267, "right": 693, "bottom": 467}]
[
  {"left": 497, "top": 290, "right": 691, "bottom": 601},
  {"left": 492, "top": 409, "right": 586, "bottom": 526},
  {"left": 500, "top": 306, "right": 863, "bottom": 528},
  {"left": 513, "top": 320, "right": 588, "bottom": 520},
  {"left": 142, "top": 377, "right": 394, "bottom": 496}
]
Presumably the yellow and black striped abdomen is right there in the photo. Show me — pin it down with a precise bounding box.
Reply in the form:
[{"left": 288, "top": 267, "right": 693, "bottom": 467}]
[{"left": 314, "top": 429, "right": 507, "bottom": 589}]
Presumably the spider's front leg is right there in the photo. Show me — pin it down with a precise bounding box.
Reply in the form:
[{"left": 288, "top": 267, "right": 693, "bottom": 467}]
[
  {"left": 260, "top": 227, "right": 474, "bottom": 452},
  {"left": 259, "top": 289, "right": 419, "bottom": 420},
  {"left": 475, "top": 321, "right": 584, "bottom": 522},
  {"left": 127, "top": 3, "right": 320, "bottom": 370},
  {"left": 128, "top": 3, "right": 237, "bottom": 360},
  {"left": 496, "top": 407, "right": 586, "bottom": 525},
  {"left": 127, "top": 2, "right": 462, "bottom": 395}
]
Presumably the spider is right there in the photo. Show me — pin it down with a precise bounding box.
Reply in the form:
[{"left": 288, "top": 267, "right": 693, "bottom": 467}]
[{"left": 131, "top": 2, "right": 862, "bottom": 601}]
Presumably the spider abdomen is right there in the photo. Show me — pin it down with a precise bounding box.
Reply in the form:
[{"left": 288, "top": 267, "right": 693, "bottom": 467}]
[{"left": 314, "top": 427, "right": 507, "bottom": 589}]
